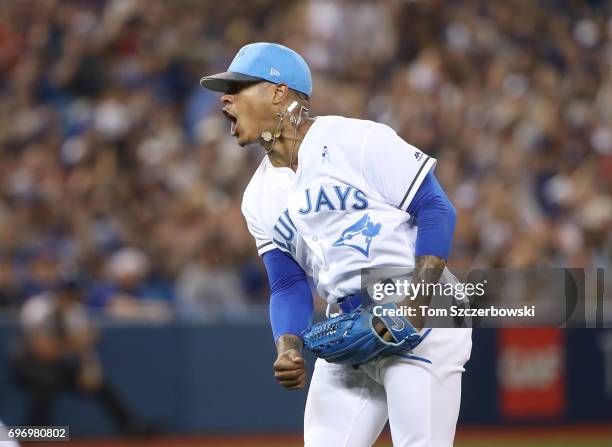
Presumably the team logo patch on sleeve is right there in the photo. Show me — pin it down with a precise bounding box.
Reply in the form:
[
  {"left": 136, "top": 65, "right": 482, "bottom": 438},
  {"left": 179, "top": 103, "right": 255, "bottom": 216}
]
[{"left": 332, "top": 213, "right": 382, "bottom": 257}]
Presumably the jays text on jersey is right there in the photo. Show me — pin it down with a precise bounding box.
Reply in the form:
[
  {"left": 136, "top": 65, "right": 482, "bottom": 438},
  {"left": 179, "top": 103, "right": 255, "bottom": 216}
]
[{"left": 242, "top": 116, "right": 437, "bottom": 302}]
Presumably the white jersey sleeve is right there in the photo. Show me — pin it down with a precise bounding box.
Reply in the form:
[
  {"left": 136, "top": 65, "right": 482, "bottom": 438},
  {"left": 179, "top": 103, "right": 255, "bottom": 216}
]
[
  {"left": 361, "top": 123, "right": 437, "bottom": 211},
  {"left": 241, "top": 197, "right": 276, "bottom": 256},
  {"left": 241, "top": 157, "right": 292, "bottom": 257}
]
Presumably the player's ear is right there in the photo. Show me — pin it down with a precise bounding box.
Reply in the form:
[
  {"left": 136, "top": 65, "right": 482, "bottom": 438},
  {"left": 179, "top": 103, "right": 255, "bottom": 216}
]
[{"left": 272, "top": 83, "right": 290, "bottom": 105}]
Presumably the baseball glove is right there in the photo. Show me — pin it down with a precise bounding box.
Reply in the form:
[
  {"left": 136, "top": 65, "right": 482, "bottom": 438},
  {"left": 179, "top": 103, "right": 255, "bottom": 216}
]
[{"left": 302, "top": 302, "right": 421, "bottom": 366}]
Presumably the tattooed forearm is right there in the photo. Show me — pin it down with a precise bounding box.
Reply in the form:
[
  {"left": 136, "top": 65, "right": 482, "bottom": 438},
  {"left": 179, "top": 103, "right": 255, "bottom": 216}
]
[
  {"left": 412, "top": 255, "right": 447, "bottom": 298},
  {"left": 401, "top": 255, "right": 447, "bottom": 329},
  {"left": 276, "top": 334, "right": 303, "bottom": 355}
]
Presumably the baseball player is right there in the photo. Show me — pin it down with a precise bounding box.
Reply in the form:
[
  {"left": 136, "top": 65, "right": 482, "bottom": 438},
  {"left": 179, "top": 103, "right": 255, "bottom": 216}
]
[{"left": 201, "top": 43, "right": 472, "bottom": 447}]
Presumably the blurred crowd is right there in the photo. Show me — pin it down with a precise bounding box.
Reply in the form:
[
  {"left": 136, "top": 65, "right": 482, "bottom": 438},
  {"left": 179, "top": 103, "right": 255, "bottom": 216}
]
[{"left": 0, "top": 0, "right": 610, "bottom": 320}]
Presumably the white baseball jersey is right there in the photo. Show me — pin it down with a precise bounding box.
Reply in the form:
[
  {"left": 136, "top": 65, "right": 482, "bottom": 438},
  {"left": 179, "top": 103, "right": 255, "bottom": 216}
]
[
  {"left": 242, "top": 115, "right": 437, "bottom": 302},
  {"left": 242, "top": 115, "right": 472, "bottom": 446}
]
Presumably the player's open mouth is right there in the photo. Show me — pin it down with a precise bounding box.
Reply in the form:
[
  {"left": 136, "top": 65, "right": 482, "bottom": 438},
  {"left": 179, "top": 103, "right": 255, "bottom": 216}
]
[{"left": 222, "top": 109, "right": 239, "bottom": 137}]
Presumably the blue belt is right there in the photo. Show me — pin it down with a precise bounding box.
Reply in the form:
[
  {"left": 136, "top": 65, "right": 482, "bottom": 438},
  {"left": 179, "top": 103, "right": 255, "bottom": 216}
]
[{"left": 336, "top": 292, "right": 364, "bottom": 313}]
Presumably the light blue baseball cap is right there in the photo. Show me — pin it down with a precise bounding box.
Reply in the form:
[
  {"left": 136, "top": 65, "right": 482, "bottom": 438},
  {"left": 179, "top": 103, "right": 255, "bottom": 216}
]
[{"left": 200, "top": 42, "right": 312, "bottom": 97}]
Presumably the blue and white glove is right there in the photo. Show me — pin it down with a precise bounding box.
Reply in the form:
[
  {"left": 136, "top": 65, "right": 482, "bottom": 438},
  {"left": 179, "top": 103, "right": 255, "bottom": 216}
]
[{"left": 302, "top": 303, "right": 421, "bottom": 366}]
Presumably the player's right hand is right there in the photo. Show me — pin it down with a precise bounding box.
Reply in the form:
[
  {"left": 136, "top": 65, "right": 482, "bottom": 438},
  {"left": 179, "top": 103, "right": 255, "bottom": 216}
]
[{"left": 273, "top": 348, "right": 306, "bottom": 390}]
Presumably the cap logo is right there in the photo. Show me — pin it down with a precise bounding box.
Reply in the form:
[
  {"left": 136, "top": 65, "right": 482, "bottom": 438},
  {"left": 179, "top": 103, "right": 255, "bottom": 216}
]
[{"left": 270, "top": 67, "right": 280, "bottom": 76}]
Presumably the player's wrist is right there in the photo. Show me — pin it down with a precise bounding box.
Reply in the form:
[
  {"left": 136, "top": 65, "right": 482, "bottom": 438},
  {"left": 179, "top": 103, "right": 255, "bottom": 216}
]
[
  {"left": 397, "top": 255, "right": 447, "bottom": 329},
  {"left": 275, "top": 333, "right": 303, "bottom": 356}
]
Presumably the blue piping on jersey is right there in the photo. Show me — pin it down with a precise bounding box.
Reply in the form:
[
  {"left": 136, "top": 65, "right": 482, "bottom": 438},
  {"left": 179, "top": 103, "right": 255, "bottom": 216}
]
[
  {"left": 392, "top": 328, "right": 433, "bottom": 363},
  {"left": 411, "top": 328, "right": 432, "bottom": 350},
  {"left": 395, "top": 354, "right": 432, "bottom": 364}
]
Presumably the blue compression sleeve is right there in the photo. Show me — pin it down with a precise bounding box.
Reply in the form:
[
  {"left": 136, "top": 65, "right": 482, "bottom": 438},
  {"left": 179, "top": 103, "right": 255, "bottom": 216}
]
[
  {"left": 406, "top": 171, "right": 456, "bottom": 259},
  {"left": 262, "top": 248, "right": 313, "bottom": 341}
]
